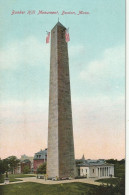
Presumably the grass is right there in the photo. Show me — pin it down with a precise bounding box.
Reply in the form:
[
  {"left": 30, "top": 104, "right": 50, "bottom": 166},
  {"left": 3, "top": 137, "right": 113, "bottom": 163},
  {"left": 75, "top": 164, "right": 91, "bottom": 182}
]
[
  {"left": 95, "top": 178, "right": 120, "bottom": 185},
  {"left": 0, "top": 182, "right": 99, "bottom": 195},
  {"left": 0, "top": 174, "right": 36, "bottom": 183},
  {"left": 10, "top": 174, "right": 36, "bottom": 178}
]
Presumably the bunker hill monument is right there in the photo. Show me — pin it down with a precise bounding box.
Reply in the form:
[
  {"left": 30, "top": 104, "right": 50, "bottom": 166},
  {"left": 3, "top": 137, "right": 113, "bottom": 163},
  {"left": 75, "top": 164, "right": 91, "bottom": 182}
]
[{"left": 47, "top": 22, "right": 75, "bottom": 178}]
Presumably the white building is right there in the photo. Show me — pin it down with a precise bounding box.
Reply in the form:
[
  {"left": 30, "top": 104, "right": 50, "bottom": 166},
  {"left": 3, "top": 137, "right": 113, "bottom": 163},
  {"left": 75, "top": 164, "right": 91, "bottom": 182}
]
[{"left": 76, "top": 158, "right": 114, "bottom": 178}]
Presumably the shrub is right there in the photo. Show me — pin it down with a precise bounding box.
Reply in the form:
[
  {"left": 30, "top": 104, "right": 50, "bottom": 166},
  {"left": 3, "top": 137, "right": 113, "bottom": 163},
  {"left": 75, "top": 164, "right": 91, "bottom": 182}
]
[
  {"left": 22, "top": 166, "right": 31, "bottom": 174},
  {"left": 37, "top": 163, "right": 46, "bottom": 174}
]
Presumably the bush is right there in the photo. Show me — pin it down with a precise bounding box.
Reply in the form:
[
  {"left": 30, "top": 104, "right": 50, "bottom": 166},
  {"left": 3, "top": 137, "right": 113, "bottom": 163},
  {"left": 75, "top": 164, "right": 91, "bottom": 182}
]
[
  {"left": 37, "top": 163, "right": 46, "bottom": 174},
  {"left": 22, "top": 166, "right": 31, "bottom": 174},
  {"left": 75, "top": 176, "right": 87, "bottom": 179}
]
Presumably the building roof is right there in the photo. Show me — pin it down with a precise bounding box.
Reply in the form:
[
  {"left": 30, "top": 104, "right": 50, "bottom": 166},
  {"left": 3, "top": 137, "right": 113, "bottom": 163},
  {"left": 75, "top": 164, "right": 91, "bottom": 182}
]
[
  {"left": 76, "top": 159, "right": 114, "bottom": 167},
  {"left": 34, "top": 149, "right": 47, "bottom": 160},
  {"left": 77, "top": 163, "right": 114, "bottom": 167},
  {"left": 21, "top": 159, "right": 31, "bottom": 163},
  {"left": 77, "top": 161, "right": 114, "bottom": 167}
]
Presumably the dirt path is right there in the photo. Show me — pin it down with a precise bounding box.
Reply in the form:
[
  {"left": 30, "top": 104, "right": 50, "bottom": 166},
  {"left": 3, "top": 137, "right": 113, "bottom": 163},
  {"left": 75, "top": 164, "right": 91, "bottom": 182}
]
[{"left": 0, "top": 177, "right": 104, "bottom": 186}]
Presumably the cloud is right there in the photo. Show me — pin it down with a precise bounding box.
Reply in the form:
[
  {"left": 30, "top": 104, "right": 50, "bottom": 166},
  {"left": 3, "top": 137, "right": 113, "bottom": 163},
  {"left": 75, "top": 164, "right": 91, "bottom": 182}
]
[
  {"left": 69, "top": 45, "right": 86, "bottom": 57},
  {"left": 0, "top": 39, "right": 87, "bottom": 70},
  {"left": 69, "top": 45, "right": 87, "bottom": 66},
  {"left": 0, "top": 36, "right": 50, "bottom": 70},
  {"left": 79, "top": 45, "right": 125, "bottom": 82}
]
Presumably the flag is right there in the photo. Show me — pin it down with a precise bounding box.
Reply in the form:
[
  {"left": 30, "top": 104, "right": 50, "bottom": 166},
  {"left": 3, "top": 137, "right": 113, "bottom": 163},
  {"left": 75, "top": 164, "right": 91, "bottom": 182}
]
[
  {"left": 65, "top": 28, "right": 70, "bottom": 42},
  {"left": 46, "top": 32, "right": 50, "bottom": 44}
]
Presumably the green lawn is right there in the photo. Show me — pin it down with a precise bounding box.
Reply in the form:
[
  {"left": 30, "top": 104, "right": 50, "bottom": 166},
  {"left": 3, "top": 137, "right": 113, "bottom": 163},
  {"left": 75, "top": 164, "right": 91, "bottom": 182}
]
[
  {"left": 0, "top": 182, "right": 98, "bottom": 195},
  {"left": 10, "top": 174, "right": 36, "bottom": 178},
  {"left": 8, "top": 174, "right": 36, "bottom": 182},
  {"left": 0, "top": 174, "right": 36, "bottom": 183},
  {"left": 0, "top": 180, "right": 125, "bottom": 195},
  {"left": 95, "top": 178, "right": 120, "bottom": 185}
]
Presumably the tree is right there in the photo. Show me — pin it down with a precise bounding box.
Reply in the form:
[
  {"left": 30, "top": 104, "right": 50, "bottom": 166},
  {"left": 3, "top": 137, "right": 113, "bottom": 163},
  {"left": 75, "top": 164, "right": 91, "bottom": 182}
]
[
  {"left": 0, "top": 159, "right": 7, "bottom": 183},
  {"left": 106, "top": 159, "right": 125, "bottom": 179},
  {"left": 0, "top": 159, "right": 9, "bottom": 175},
  {"left": 6, "top": 156, "right": 20, "bottom": 174},
  {"left": 37, "top": 163, "right": 46, "bottom": 174},
  {"left": 22, "top": 165, "right": 30, "bottom": 174},
  {"left": 2, "top": 159, "right": 9, "bottom": 173},
  {"left": 106, "top": 159, "right": 118, "bottom": 164},
  {"left": 0, "top": 159, "right": 4, "bottom": 175}
]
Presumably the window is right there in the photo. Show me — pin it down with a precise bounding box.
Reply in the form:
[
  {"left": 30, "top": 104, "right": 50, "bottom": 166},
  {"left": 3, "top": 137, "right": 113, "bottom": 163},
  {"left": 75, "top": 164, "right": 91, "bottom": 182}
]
[
  {"left": 37, "top": 155, "right": 41, "bottom": 158},
  {"left": 93, "top": 169, "right": 94, "bottom": 173}
]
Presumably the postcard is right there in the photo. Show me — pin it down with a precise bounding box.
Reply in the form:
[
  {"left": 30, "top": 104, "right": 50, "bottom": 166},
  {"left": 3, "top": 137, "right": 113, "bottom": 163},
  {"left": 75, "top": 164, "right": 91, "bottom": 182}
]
[{"left": 0, "top": 0, "right": 125, "bottom": 194}]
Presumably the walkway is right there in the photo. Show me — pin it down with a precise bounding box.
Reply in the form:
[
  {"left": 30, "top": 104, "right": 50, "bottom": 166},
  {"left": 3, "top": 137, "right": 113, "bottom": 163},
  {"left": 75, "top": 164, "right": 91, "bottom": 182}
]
[{"left": 0, "top": 177, "right": 104, "bottom": 186}]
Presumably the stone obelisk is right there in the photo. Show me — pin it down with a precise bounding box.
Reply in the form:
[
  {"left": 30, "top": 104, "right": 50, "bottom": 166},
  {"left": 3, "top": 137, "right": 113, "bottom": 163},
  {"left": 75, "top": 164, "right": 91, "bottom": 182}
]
[{"left": 47, "top": 22, "right": 75, "bottom": 178}]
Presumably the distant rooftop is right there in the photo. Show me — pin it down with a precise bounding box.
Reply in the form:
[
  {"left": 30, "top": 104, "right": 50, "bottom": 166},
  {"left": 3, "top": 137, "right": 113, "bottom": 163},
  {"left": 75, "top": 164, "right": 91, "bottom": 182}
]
[
  {"left": 21, "top": 159, "right": 31, "bottom": 163},
  {"left": 76, "top": 159, "right": 114, "bottom": 167},
  {"left": 34, "top": 149, "right": 47, "bottom": 160},
  {"left": 20, "top": 154, "right": 33, "bottom": 162}
]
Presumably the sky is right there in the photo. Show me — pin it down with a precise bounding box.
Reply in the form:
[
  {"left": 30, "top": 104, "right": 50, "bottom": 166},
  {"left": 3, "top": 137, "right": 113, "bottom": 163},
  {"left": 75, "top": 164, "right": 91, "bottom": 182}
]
[{"left": 0, "top": 0, "right": 125, "bottom": 160}]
